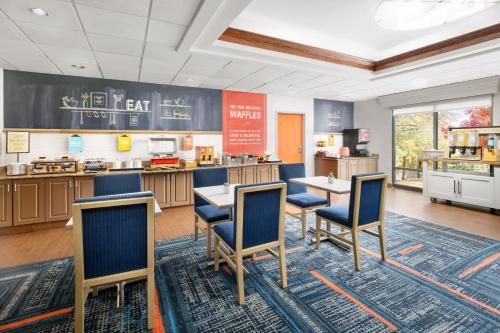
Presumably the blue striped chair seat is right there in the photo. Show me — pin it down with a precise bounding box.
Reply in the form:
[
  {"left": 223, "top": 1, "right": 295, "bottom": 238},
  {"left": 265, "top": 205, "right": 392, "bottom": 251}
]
[
  {"left": 315, "top": 204, "right": 350, "bottom": 227},
  {"left": 94, "top": 173, "right": 142, "bottom": 196},
  {"left": 213, "top": 222, "right": 234, "bottom": 249},
  {"left": 195, "top": 205, "right": 230, "bottom": 223},
  {"left": 286, "top": 193, "right": 327, "bottom": 208}
]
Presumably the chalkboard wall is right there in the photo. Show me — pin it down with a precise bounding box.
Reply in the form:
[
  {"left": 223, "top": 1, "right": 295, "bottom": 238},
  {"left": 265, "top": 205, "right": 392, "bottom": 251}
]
[
  {"left": 314, "top": 99, "right": 353, "bottom": 133},
  {"left": 3, "top": 70, "right": 222, "bottom": 132}
]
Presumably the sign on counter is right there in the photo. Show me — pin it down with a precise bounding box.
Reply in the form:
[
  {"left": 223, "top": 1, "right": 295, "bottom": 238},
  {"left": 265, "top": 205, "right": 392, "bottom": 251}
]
[{"left": 6, "top": 131, "right": 30, "bottom": 153}]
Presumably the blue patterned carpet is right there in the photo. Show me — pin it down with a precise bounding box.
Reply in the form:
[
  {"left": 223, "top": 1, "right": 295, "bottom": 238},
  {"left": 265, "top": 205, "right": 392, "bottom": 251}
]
[{"left": 0, "top": 212, "right": 499, "bottom": 332}]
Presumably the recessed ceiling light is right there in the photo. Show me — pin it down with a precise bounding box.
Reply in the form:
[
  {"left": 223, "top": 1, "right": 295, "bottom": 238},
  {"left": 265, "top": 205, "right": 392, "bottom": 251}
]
[
  {"left": 374, "top": 0, "right": 499, "bottom": 31},
  {"left": 31, "top": 8, "right": 48, "bottom": 16},
  {"left": 72, "top": 64, "right": 86, "bottom": 69}
]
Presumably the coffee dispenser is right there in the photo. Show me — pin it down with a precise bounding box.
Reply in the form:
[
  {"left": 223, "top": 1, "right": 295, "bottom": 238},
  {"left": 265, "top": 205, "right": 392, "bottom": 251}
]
[{"left": 343, "top": 129, "right": 369, "bottom": 157}]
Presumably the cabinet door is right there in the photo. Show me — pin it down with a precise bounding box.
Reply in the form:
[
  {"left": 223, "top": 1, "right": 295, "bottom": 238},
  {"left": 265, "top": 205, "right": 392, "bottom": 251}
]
[
  {"left": 272, "top": 165, "right": 280, "bottom": 181},
  {"left": 228, "top": 168, "right": 241, "bottom": 184},
  {"left": 242, "top": 166, "right": 256, "bottom": 184},
  {"left": 427, "top": 173, "right": 456, "bottom": 200},
  {"left": 170, "top": 172, "right": 192, "bottom": 207},
  {"left": 142, "top": 174, "right": 153, "bottom": 192},
  {"left": 348, "top": 159, "right": 360, "bottom": 178},
  {"left": 256, "top": 165, "right": 271, "bottom": 183},
  {"left": 45, "top": 177, "right": 75, "bottom": 222},
  {"left": 13, "top": 179, "right": 45, "bottom": 225},
  {"left": 359, "top": 159, "right": 368, "bottom": 174},
  {"left": 338, "top": 161, "right": 348, "bottom": 180},
  {"left": 368, "top": 158, "right": 378, "bottom": 172},
  {"left": 0, "top": 180, "right": 13, "bottom": 228},
  {"left": 153, "top": 174, "right": 170, "bottom": 208},
  {"left": 75, "top": 176, "right": 94, "bottom": 199},
  {"left": 459, "top": 176, "right": 495, "bottom": 207}
]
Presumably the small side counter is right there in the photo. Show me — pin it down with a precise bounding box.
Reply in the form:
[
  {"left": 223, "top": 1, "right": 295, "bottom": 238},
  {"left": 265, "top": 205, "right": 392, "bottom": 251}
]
[{"left": 315, "top": 155, "right": 378, "bottom": 180}]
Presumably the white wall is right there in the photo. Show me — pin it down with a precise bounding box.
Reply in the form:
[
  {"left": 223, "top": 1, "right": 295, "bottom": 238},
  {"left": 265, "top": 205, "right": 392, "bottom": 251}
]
[
  {"left": 267, "top": 95, "right": 315, "bottom": 175},
  {"left": 354, "top": 77, "right": 500, "bottom": 183}
]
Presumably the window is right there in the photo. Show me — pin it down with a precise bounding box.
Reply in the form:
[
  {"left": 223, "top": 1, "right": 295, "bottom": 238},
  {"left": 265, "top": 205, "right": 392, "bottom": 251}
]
[{"left": 393, "top": 95, "right": 492, "bottom": 189}]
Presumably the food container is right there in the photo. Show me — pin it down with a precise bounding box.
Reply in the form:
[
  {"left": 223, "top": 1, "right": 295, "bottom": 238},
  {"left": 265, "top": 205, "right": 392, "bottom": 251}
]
[
  {"left": 7, "top": 163, "right": 27, "bottom": 176},
  {"left": 113, "top": 160, "right": 122, "bottom": 169},
  {"left": 422, "top": 149, "right": 444, "bottom": 160},
  {"left": 125, "top": 159, "right": 133, "bottom": 169},
  {"left": 133, "top": 159, "right": 142, "bottom": 168}
]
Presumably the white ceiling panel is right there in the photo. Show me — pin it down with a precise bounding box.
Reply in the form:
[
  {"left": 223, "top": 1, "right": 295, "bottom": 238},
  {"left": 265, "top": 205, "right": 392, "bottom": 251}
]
[
  {"left": 143, "top": 42, "right": 187, "bottom": 61},
  {"left": 0, "top": 57, "right": 15, "bottom": 69},
  {"left": 17, "top": 22, "right": 87, "bottom": 49},
  {"left": 200, "top": 77, "right": 236, "bottom": 88},
  {"left": 0, "top": 39, "right": 41, "bottom": 58},
  {"left": 0, "top": 18, "right": 27, "bottom": 41},
  {"left": 8, "top": 56, "right": 60, "bottom": 74},
  {"left": 38, "top": 44, "right": 95, "bottom": 65},
  {"left": 171, "top": 73, "right": 208, "bottom": 87},
  {"left": 146, "top": 19, "right": 186, "bottom": 46},
  {"left": 0, "top": 0, "right": 81, "bottom": 30},
  {"left": 75, "top": 0, "right": 151, "bottom": 17},
  {"left": 87, "top": 33, "right": 144, "bottom": 57},
  {"left": 210, "top": 60, "right": 264, "bottom": 80},
  {"left": 140, "top": 69, "right": 176, "bottom": 84},
  {"left": 77, "top": 5, "right": 147, "bottom": 40},
  {"left": 179, "top": 54, "right": 230, "bottom": 77},
  {"left": 94, "top": 51, "right": 140, "bottom": 68},
  {"left": 150, "top": 0, "right": 200, "bottom": 26},
  {"left": 104, "top": 70, "right": 141, "bottom": 82},
  {"left": 62, "top": 62, "right": 101, "bottom": 77},
  {"left": 141, "top": 57, "right": 186, "bottom": 75},
  {"left": 227, "top": 66, "right": 295, "bottom": 91}
]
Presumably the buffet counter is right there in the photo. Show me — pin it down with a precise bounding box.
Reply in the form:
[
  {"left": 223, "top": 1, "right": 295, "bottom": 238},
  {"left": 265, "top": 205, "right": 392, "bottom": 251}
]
[{"left": 315, "top": 155, "right": 378, "bottom": 180}]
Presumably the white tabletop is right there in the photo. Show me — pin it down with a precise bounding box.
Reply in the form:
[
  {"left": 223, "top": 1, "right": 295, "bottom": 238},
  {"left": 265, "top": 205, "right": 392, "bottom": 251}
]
[
  {"left": 192, "top": 184, "right": 237, "bottom": 209},
  {"left": 290, "top": 176, "right": 351, "bottom": 194},
  {"left": 65, "top": 199, "right": 162, "bottom": 230}
]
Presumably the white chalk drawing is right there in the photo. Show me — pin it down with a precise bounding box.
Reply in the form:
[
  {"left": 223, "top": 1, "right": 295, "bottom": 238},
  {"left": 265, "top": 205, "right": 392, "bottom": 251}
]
[{"left": 159, "top": 97, "right": 192, "bottom": 120}]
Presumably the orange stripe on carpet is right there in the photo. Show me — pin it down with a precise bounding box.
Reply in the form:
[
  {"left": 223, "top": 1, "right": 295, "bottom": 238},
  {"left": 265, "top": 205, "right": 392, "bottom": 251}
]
[
  {"left": 254, "top": 246, "right": 305, "bottom": 261},
  {"left": 222, "top": 265, "right": 233, "bottom": 277},
  {"left": 310, "top": 270, "right": 397, "bottom": 331},
  {"left": 0, "top": 307, "right": 73, "bottom": 331},
  {"left": 153, "top": 287, "right": 166, "bottom": 333},
  {"left": 397, "top": 243, "right": 423, "bottom": 255},
  {"left": 361, "top": 247, "right": 500, "bottom": 316},
  {"left": 458, "top": 253, "right": 500, "bottom": 279}
]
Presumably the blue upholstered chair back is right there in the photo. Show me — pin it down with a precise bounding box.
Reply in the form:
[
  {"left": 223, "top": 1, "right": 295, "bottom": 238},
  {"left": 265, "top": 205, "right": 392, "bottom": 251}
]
[
  {"left": 348, "top": 173, "right": 386, "bottom": 227},
  {"left": 193, "top": 167, "right": 228, "bottom": 207},
  {"left": 278, "top": 163, "right": 307, "bottom": 195},
  {"left": 94, "top": 173, "right": 142, "bottom": 196},
  {"left": 75, "top": 191, "right": 153, "bottom": 279},
  {"left": 233, "top": 181, "right": 285, "bottom": 249}
]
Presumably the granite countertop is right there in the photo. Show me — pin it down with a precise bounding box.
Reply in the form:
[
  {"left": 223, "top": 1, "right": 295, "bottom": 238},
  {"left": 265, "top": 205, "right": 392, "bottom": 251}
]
[{"left": 0, "top": 161, "right": 282, "bottom": 180}]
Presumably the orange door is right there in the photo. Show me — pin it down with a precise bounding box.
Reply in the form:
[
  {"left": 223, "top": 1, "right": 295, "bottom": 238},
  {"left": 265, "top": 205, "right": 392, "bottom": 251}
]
[{"left": 277, "top": 113, "right": 304, "bottom": 163}]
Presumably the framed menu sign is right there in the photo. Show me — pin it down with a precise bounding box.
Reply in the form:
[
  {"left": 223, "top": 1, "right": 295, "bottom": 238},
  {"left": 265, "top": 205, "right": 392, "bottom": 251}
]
[{"left": 6, "top": 131, "right": 30, "bottom": 153}]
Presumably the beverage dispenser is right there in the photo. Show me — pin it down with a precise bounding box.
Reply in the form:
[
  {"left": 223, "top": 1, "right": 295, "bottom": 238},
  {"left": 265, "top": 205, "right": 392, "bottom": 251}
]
[
  {"left": 467, "top": 130, "right": 479, "bottom": 155},
  {"left": 483, "top": 134, "right": 500, "bottom": 162},
  {"left": 448, "top": 132, "right": 458, "bottom": 154}
]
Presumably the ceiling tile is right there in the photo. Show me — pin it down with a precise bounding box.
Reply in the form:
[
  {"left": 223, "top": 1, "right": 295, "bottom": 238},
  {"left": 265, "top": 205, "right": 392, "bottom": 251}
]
[
  {"left": 0, "top": 0, "right": 81, "bottom": 30},
  {"left": 143, "top": 42, "right": 188, "bottom": 61},
  {"left": 227, "top": 66, "right": 294, "bottom": 91},
  {"left": 141, "top": 55, "right": 187, "bottom": 74},
  {"left": 210, "top": 60, "right": 264, "bottom": 80},
  {"left": 62, "top": 62, "right": 101, "bottom": 77},
  {"left": 94, "top": 51, "right": 140, "bottom": 68},
  {"left": 0, "top": 39, "right": 40, "bottom": 58},
  {"left": 0, "top": 57, "right": 15, "bottom": 69},
  {"left": 150, "top": 0, "right": 200, "bottom": 26},
  {"left": 17, "top": 22, "right": 87, "bottom": 49},
  {"left": 76, "top": 4, "right": 147, "bottom": 40},
  {"left": 87, "top": 33, "right": 144, "bottom": 57},
  {"left": 179, "top": 55, "right": 230, "bottom": 77},
  {"left": 7, "top": 56, "right": 60, "bottom": 74},
  {"left": 171, "top": 73, "right": 208, "bottom": 86},
  {"left": 146, "top": 19, "right": 185, "bottom": 46},
  {"left": 38, "top": 44, "right": 95, "bottom": 65},
  {"left": 140, "top": 69, "right": 175, "bottom": 84},
  {"left": 0, "top": 18, "right": 27, "bottom": 41},
  {"left": 75, "top": 0, "right": 151, "bottom": 17},
  {"left": 104, "top": 71, "right": 140, "bottom": 82},
  {"left": 200, "top": 77, "right": 235, "bottom": 88}
]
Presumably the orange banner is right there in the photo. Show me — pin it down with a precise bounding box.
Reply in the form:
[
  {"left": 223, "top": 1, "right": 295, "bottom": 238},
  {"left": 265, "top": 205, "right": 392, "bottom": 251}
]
[{"left": 222, "top": 91, "right": 266, "bottom": 155}]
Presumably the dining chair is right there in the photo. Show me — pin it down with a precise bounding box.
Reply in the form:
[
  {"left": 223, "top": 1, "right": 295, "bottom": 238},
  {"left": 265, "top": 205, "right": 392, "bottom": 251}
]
[
  {"left": 213, "top": 181, "right": 288, "bottom": 304},
  {"left": 279, "top": 163, "right": 328, "bottom": 238},
  {"left": 314, "top": 173, "right": 388, "bottom": 271},
  {"left": 193, "top": 168, "right": 231, "bottom": 258},
  {"left": 72, "top": 191, "right": 155, "bottom": 333},
  {"left": 94, "top": 173, "right": 142, "bottom": 196}
]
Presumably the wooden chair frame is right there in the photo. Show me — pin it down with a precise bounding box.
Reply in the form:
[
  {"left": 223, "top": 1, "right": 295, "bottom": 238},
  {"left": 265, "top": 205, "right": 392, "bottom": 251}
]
[
  {"left": 194, "top": 213, "right": 230, "bottom": 259},
  {"left": 315, "top": 174, "right": 388, "bottom": 271},
  {"left": 72, "top": 196, "right": 155, "bottom": 333},
  {"left": 214, "top": 183, "right": 288, "bottom": 304},
  {"left": 286, "top": 203, "right": 327, "bottom": 238}
]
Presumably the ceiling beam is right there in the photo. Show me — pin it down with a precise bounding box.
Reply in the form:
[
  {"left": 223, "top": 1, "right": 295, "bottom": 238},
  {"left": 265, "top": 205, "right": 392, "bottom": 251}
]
[
  {"left": 374, "top": 23, "right": 500, "bottom": 71},
  {"left": 219, "top": 24, "right": 500, "bottom": 72},
  {"left": 218, "top": 27, "right": 375, "bottom": 71}
]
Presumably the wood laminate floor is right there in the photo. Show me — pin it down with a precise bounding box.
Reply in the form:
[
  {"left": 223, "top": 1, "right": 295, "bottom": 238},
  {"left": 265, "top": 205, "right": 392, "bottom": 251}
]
[{"left": 0, "top": 188, "right": 498, "bottom": 269}]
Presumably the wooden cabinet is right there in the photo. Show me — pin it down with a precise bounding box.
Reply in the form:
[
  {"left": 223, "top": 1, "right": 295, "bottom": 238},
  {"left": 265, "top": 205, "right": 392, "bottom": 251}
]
[
  {"left": 141, "top": 174, "right": 154, "bottom": 192},
  {"left": 170, "top": 172, "right": 192, "bottom": 207},
  {"left": 74, "top": 176, "right": 94, "bottom": 199},
  {"left": 256, "top": 165, "right": 271, "bottom": 183},
  {"left": 153, "top": 174, "right": 170, "bottom": 208},
  {"left": 271, "top": 165, "right": 280, "bottom": 181},
  {"left": 348, "top": 159, "right": 360, "bottom": 179},
  {"left": 0, "top": 180, "right": 12, "bottom": 228},
  {"left": 338, "top": 160, "right": 348, "bottom": 180},
  {"left": 242, "top": 166, "right": 256, "bottom": 184},
  {"left": 45, "top": 177, "right": 74, "bottom": 222},
  {"left": 316, "top": 157, "right": 378, "bottom": 180},
  {"left": 13, "top": 179, "right": 45, "bottom": 225},
  {"left": 228, "top": 168, "right": 241, "bottom": 184}
]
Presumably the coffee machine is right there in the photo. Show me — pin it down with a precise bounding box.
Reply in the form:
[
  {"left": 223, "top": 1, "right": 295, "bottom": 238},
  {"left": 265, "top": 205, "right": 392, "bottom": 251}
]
[{"left": 343, "top": 129, "right": 370, "bottom": 157}]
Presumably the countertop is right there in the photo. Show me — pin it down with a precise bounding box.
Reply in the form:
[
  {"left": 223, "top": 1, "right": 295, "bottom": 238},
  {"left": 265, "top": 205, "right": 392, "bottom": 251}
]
[
  {"left": 0, "top": 161, "right": 282, "bottom": 180},
  {"left": 315, "top": 156, "right": 378, "bottom": 160}
]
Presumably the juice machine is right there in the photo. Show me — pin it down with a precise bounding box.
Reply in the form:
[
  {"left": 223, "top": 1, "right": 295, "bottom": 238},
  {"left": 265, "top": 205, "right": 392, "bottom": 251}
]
[
  {"left": 149, "top": 137, "right": 180, "bottom": 169},
  {"left": 196, "top": 146, "right": 215, "bottom": 166},
  {"left": 448, "top": 129, "right": 482, "bottom": 160},
  {"left": 483, "top": 134, "right": 500, "bottom": 162}
]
